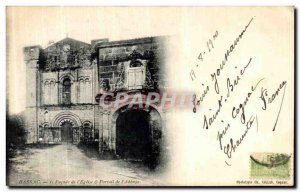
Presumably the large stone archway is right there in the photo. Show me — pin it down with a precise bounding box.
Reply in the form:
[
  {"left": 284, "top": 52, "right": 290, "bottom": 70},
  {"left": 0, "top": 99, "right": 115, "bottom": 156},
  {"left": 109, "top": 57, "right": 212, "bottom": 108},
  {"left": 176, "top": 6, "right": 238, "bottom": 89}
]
[
  {"left": 116, "top": 109, "right": 151, "bottom": 160},
  {"left": 51, "top": 112, "right": 83, "bottom": 144},
  {"left": 100, "top": 104, "right": 163, "bottom": 167},
  {"left": 52, "top": 112, "right": 82, "bottom": 127}
]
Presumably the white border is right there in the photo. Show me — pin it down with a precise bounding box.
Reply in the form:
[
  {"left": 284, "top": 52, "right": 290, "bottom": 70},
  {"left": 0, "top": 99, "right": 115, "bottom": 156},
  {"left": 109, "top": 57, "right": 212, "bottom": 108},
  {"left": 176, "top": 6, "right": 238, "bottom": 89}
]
[{"left": 1, "top": 1, "right": 299, "bottom": 192}]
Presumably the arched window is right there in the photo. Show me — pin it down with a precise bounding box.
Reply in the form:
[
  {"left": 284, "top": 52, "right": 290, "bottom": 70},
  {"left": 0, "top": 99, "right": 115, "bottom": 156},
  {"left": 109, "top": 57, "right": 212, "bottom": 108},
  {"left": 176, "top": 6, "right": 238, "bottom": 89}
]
[
  {"left": 44, "top": 111, "right": 49, "bottom": 122},
  {"left": 79, "top": 79, "right": 84, "bottom": 103},
  {"left": 62, "top": 78, "right": 71, "bottom": 105},
  {"left": 44, "top": 81, "right": 50, "bottom": 104},
  {"left": 78, "top": 77, "right": 91, "bottom": 103},
  {"left": 50, "top": 81, "right": 55, "bottom": 104},
  {"left": 83, "top": 122, "right": 93, "bottom": 143},
  {"left": 85, "top": 78, "right": 91, "bottom": 103},
  {"left": 127, "top": 59, "right": 146, "bottom": 90}
]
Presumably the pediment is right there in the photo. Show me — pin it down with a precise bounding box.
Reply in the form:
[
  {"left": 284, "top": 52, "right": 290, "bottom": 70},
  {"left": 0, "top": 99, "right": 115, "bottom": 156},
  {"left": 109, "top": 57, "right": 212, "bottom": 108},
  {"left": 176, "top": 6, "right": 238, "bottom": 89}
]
[
  {"left": 45, "top": 37, "right": 91, "bottom": 53},
  {"left": 42, "top": 38, "right": 92, "bottom": 71}
]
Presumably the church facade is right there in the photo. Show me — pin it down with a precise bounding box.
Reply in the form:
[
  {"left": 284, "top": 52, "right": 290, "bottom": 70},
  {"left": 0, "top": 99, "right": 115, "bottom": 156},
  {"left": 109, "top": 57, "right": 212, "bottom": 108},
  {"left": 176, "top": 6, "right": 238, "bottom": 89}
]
[{"left": 24, "top": 36, "right": 167, "bottom": 161}]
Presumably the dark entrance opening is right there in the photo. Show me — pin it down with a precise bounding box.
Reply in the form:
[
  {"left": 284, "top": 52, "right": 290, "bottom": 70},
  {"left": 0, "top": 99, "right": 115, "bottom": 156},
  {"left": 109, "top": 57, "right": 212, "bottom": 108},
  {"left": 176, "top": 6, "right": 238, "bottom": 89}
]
[
  {"left": 116, "top": 109, "right": 151, "bottom": 161},
  {"left": 61, "top": 122, "right": 73, "bottom": 143}
]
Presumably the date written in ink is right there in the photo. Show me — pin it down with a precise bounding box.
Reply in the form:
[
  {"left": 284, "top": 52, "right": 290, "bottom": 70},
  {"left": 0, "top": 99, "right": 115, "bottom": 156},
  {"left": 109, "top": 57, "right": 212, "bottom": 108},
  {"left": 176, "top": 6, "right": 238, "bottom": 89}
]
[
  {"left": 190, "top": 30, "right": 219, "bottom": 81},
  {"left": 197, "top": 30, "right": 219, "bottom": 62}
]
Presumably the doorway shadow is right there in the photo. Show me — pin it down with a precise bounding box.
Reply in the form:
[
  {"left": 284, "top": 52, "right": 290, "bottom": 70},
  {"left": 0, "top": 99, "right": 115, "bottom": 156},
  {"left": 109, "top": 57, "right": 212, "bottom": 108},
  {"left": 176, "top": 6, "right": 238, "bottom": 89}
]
[
  {"left": 76, "top": 142, "right": 100, "bottom": 159},
  {"left": 76, "top": 142, "right": 164, "bottom": 171}
]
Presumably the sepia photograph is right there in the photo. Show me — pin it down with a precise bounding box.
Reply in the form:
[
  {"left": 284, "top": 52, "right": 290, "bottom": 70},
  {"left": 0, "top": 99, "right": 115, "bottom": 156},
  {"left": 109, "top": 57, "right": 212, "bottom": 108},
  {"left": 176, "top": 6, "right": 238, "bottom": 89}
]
[{"left": 6, "top": 6, "right": 295, "bottom": 187}]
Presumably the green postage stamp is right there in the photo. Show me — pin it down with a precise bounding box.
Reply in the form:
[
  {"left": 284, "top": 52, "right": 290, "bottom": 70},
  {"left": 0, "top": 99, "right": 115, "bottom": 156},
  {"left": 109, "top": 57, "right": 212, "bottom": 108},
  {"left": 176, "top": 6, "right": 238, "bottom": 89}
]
[{"left": 250, "top": 153, "right": 292, "bottom": 179}]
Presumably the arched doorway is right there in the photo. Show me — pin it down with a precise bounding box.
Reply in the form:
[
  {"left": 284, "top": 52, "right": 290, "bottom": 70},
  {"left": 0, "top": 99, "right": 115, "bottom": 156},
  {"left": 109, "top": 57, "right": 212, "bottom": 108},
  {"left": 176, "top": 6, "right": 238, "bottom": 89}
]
[
  {"left": 83, "top": 121, "right": 93, "bottom": 143},
  {"left": 51, "top": 112, "right": 82, "bottom": 144},
  {"left": 115, "top": 106, "right": 162, "bottom": 168},
  {"left": 61, "top": 121, "right": 73, "bottom": 143},
  {"left": 116, "top": 109, "right": 151, "bottom": 160}
]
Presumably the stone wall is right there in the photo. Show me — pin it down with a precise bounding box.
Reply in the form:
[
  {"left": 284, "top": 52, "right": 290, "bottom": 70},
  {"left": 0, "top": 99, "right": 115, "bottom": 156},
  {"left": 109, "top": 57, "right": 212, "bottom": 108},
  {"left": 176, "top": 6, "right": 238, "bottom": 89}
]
[
  {"left": 24, "top": 46, "right": 42, "bottom": 143},
  {"left": 38, "top": 105, "right": 95, "bottom": 127},
  {"left": 23, "top": 36, "right": 168, "bottom": 146},
  {"left": 37, "top": 105, "right": 98, "bottom": 143},
  {"left": 40, "top": 68, "right": 95, "bottom": 105},
  {"left": 97, "top": 36, "right": 168, "bottom": 92},
  {"left": 41, "top": 37, "right": 92, "bottom": 71}
]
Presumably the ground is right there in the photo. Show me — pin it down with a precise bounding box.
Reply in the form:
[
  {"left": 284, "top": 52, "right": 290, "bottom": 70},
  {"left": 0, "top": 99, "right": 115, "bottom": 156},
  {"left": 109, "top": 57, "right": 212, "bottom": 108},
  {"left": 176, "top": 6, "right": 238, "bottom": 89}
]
[{"left": 7, "top": 144, "right": 166, "bottom": 186}]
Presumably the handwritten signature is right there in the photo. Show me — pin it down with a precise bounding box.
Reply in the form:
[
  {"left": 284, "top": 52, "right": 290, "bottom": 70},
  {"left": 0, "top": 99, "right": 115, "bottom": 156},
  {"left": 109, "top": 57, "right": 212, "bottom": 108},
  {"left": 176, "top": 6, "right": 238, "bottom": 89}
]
[{"left": 189, "top": 17, "right": 288, "bottom": 165}]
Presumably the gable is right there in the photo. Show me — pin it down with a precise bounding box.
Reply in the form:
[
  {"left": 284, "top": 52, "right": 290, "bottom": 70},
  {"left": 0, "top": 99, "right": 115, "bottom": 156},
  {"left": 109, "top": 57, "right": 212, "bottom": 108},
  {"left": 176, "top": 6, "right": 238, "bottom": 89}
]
[
  {"left": 45, "top": 37, "right": 91, "bottom": 53},
  {"left": 41, "top": 38, "right": 93, "bottom": 71}
]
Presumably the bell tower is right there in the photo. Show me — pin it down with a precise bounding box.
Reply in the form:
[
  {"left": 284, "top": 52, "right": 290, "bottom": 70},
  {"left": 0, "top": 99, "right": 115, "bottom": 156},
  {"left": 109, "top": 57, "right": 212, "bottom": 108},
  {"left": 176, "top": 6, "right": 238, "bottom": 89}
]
[{"left": 24, "top": 45, "right": 42, "bottom": 143}]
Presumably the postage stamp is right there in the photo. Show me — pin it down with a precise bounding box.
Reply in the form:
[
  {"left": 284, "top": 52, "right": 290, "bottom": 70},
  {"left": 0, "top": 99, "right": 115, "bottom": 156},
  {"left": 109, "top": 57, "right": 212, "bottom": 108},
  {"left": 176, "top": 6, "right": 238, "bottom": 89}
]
[{"left": 250, "top": 153, "right": 292, "bottom": 179}]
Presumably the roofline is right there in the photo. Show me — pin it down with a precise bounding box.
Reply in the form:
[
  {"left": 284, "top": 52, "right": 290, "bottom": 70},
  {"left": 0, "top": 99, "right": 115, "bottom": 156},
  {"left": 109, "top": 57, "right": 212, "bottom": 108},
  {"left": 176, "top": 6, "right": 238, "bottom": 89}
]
[
  {"left": 45, "top": 37, "right": 91, "bottom": 49},
  {"left": 95, "top": 36, "right": 168, "bottom": 49},
  {"left": 23, "top": 45, "right": 42, "bottom": 50}
]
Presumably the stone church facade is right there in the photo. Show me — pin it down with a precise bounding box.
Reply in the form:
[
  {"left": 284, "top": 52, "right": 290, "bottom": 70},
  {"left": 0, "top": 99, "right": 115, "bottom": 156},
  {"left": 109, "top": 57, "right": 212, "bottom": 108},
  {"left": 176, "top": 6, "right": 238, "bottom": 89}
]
[{"left": 24, "top": 36, "right": 167, "bottom": 161}]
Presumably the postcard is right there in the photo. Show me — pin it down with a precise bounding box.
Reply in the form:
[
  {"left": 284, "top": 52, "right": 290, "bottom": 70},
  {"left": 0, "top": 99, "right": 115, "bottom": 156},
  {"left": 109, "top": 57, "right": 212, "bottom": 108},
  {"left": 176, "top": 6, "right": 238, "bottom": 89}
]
[{"left": 6, "top": 6, "right": 294, "bottom": 186}]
